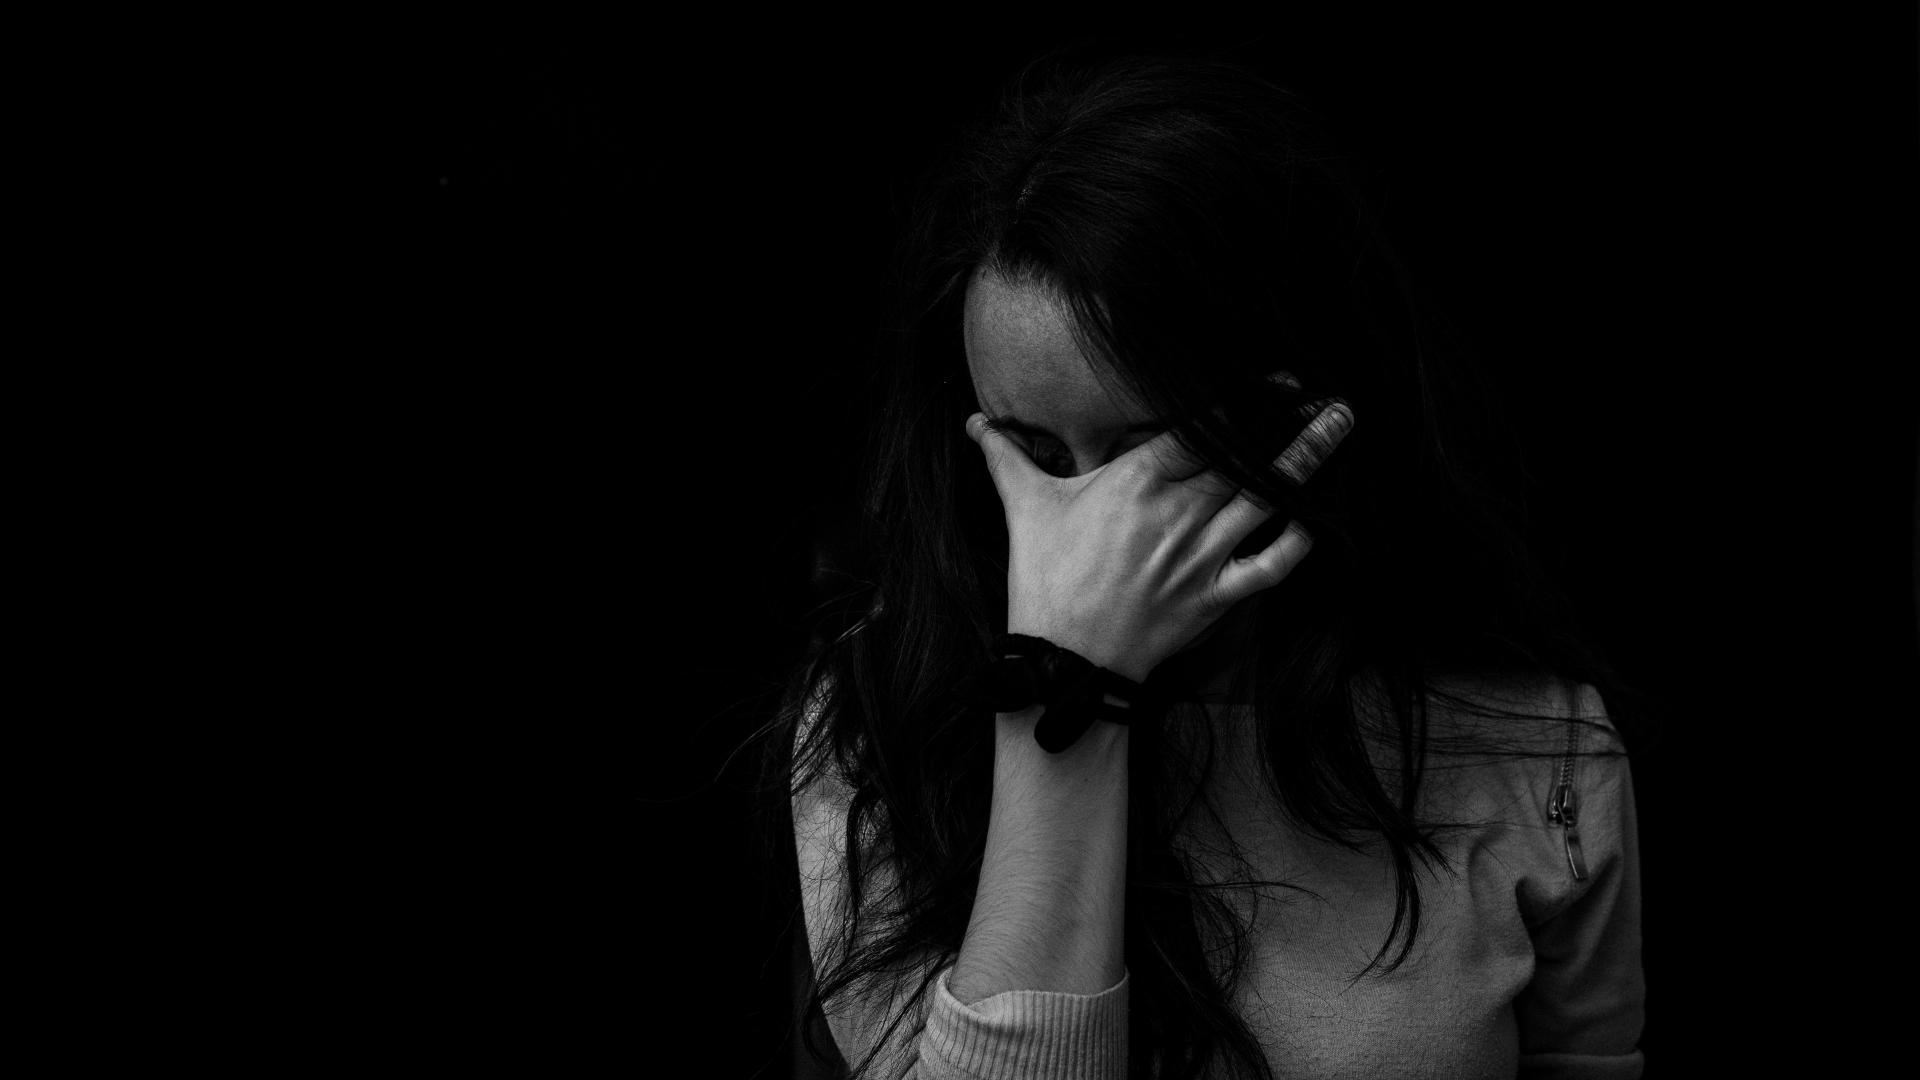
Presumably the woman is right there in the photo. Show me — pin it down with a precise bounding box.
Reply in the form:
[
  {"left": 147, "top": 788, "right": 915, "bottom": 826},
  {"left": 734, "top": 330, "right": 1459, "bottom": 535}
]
[{"left": 766, "top": 50, "right": 1654, "bottom": 1080}]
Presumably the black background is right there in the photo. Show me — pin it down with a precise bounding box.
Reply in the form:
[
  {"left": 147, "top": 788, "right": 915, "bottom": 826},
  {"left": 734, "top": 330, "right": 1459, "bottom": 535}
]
[{"left": 332, "top": 12, "right": 1917, "bottom": 1076}]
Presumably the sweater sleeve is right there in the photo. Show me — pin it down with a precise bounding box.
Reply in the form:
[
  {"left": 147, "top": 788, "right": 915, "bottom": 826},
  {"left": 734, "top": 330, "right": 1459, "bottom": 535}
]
[
  {"left": 915, "top": 966, "right": 1129, "bottom": 1079},
  {"left": 792, "top": 697, "right": 1130, "bottom": 1079},
  {"left": 1513, "top": 685, "right": 1647, "bottom": 1079}
]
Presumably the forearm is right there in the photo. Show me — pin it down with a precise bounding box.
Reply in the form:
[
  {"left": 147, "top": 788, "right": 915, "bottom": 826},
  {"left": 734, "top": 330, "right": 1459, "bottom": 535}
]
[{"left": 947, "top": 706, "right": 1130, "bottom": 1004}]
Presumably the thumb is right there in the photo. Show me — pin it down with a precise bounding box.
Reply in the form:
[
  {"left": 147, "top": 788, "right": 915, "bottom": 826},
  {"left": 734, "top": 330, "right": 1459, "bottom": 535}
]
[{"left": 965, "top": 413, "right": 1047, "bottom": 499}]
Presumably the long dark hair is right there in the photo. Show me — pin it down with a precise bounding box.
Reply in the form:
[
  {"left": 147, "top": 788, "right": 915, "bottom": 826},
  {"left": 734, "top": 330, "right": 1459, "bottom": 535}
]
[{"left": 757, "top": 48, "right": 1666, "bottom": 1080}]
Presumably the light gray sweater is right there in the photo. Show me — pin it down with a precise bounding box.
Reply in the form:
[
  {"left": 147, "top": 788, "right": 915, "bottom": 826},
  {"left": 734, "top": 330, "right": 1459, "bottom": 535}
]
[{"left": 794, "top": 677, "right": 1644, "bottom": 1079}]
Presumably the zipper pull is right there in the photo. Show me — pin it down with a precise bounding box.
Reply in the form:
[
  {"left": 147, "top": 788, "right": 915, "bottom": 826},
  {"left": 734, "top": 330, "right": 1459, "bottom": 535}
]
[
  {"left": 1546, "top": 783, "right": 1570, "bottom": 825},
  {"left": 1562, "top": 825, "right": 1589, "bottom": 881},
  {"left": 1547, "top": 783, "right": 1589, "bottom": 880}
]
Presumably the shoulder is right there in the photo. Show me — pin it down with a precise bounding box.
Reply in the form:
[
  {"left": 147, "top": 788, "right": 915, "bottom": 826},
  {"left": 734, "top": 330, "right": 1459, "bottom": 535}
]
[
  {"left": 1419, "top": 672, "right": 1627, "bottom": 760},
  {"left": 1416, "top": 673, "right": 1637, "bottom": 918},
  {"left": 1423, "top": 671, "right": 1618, "bottom": 732},
  {"left": 792, "top": 677, "right": 855, "bottom": 914},
  {"left": 1408, "top": 675, "right": 1627, "bottom": 824},
  {"left": 790, "top": 677, "right": 892, "bottom": 952},
  {"left": 1356, "top": 671, "right": 1624, "bottom": 781},
  {"left": 787, "top": 680, "right": 929, "bottom": 1074}
]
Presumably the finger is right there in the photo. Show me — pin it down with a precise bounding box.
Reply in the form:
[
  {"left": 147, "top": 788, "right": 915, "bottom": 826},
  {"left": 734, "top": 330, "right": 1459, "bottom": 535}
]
[
  {"left": 1275, "top": 400, "right": 1353, "bottom": 485},
  {"left": 964, "top": 413, "right": 1049, "bottom": 500},
  {"left": 1203, "top": 402, "right": 1353, "bottom": 551},
  {"left": 1213, "top": 518, "right": 1315, "bottom": 605}
]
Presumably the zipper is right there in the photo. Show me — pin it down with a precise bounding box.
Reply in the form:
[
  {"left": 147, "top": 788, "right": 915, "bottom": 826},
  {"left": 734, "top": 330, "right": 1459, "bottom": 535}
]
[{"left": 1545, "top": 719, "right": 1590, "bottom": 881}]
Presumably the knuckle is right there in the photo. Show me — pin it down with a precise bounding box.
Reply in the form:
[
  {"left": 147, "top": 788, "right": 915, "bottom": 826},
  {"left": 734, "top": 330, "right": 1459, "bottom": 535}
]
[
  {"left": 1249, "top": 562, "right": 1285, "bottom": 590},
  {"left": 1111, "top": 460, "right": 1155, "bottom": 494}
]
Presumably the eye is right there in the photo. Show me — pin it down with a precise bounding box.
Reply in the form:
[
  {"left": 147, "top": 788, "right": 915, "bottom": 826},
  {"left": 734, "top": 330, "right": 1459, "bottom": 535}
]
[{"left": 1031, "top": 440, "right": 1074, "bottom": 477}]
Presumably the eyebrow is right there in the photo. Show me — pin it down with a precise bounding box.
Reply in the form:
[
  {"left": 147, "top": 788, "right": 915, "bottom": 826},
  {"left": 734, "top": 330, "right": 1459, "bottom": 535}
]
[{"left": 983, "top": 414, "right": 1165, "bottom": 441}]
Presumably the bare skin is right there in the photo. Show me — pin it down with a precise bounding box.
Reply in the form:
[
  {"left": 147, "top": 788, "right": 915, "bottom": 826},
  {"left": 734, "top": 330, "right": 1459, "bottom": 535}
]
[{"left": 947, "top": 267, "right": 1353, "bottom": 1003}]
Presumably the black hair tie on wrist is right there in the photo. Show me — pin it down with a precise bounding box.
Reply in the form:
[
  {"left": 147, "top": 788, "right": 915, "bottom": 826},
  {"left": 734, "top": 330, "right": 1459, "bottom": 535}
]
[{"left": 956, "top": 633, "right": 1167, "bottom": 753}]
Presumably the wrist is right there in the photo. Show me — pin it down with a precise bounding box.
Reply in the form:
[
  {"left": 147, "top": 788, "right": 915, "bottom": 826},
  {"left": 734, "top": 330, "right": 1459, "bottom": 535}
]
[
  {"left": 994, "top": 706, "right": 1130, "bottom": 765},
  {"left": 1004, "top": 626, "right": 1158, "bottom": 684},
  {"left": 1061, "top": 647, "right": 1156, "bottom": 685},
  {"left": 964, "top": 632, "right": 1163, "bottom": 755}
]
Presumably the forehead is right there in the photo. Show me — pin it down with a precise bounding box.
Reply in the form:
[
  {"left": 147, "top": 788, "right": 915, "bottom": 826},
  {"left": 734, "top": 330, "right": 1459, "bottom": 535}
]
[{"left": 961, "top": 270, "right": 1149, "bottom": 427}]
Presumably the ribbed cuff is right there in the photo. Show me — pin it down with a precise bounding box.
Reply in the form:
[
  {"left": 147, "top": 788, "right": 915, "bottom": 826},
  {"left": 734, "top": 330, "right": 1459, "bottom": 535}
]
[
  {"left": 1517, "top": 1050, "right": 1645, "bottom": 1079},
  {"left": 922, "top": 966, "right": 1129, "bottom": 1080}
]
